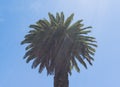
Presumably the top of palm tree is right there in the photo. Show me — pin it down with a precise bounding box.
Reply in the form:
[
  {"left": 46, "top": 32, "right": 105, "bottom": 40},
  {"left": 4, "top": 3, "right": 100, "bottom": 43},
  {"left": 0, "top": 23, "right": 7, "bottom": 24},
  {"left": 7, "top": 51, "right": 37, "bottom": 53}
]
[{"left": 21, "top": 12, "right": 97, "bottom": 75}]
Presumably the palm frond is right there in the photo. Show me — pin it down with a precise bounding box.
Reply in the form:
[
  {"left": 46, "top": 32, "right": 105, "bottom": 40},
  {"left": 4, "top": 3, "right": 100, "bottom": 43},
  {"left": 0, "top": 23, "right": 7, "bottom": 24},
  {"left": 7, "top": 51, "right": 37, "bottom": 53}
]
[{"left": 64, "top": 13, "right": 74, "bottom": 29}]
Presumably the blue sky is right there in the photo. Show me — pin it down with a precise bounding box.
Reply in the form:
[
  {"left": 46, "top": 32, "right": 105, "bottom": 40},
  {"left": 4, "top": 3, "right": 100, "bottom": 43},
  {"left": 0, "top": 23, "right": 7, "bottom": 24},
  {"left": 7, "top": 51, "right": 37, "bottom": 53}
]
[{"left": 0, "top": 0, "right": 120, "bottom": 87}]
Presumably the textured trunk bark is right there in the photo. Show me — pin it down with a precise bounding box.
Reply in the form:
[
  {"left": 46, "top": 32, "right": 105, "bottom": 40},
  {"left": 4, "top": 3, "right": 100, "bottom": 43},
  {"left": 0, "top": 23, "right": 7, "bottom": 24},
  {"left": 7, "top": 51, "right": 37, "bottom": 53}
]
[{"left": 54, "top": 71, "right": 69, "bottom": 87}]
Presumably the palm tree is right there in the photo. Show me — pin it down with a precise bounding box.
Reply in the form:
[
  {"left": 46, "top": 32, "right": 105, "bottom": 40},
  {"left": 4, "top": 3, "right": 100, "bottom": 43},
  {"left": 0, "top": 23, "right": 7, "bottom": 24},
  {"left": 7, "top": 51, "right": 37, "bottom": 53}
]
[{"left": 21, "top": 12, "right": 97, "bottom": 87}]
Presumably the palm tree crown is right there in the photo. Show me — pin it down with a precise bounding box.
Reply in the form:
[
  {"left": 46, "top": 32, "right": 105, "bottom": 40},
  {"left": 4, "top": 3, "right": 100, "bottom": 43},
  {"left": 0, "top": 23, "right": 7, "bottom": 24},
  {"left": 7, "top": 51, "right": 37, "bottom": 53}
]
[{"left": 21, "top": 12, "right": 97, "bottom": 76}]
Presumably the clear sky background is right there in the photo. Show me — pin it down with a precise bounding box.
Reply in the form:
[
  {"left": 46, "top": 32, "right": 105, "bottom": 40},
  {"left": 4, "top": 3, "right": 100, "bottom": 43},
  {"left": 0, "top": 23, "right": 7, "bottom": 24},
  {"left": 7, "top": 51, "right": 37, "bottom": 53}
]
[{"left": 0, "top": 0, "right": 120, "bottom": 87}]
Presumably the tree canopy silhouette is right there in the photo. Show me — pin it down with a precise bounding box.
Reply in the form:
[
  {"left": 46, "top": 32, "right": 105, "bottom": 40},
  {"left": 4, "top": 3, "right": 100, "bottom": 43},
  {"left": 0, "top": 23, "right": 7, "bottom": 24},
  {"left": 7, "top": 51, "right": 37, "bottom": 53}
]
[{"left": 21, "top": 12, "right": 97, "bottom": 87}]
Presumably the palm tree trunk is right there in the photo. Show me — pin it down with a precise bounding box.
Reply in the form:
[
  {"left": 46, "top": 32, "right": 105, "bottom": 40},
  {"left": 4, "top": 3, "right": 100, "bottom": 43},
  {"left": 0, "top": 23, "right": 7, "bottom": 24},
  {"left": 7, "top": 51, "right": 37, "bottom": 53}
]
[
  {"left": 53, "top": 35, "right": 71, "bottom": 87},
  {"left": 54, "top": 71, "right": 69, "bottom": 87}
]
